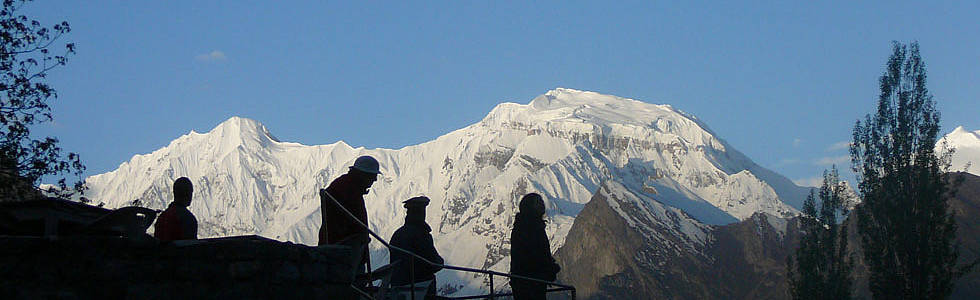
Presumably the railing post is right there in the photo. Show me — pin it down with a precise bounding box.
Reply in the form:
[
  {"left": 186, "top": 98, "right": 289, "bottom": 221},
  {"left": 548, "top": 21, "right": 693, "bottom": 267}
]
[
  {"left": 410, "top": 258, "right": 416, "bottom": 300},
  {"left": 488, "top": 273, "right": 494, "bottom": 300}
]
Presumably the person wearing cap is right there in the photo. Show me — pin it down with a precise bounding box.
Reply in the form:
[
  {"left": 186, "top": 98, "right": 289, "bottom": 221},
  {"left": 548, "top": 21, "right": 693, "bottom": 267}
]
[
  {"left": 154, "top": 177, "right": 198, "bottom": 242},
  {"left": 509, "top": 193, "right": 560, "bottom": 300},
  {"left": 389, "top": 196, "right": 444, "bottom": 300},
  {"left": 319, "top": 155, "right": 381, "bottom": 276}
]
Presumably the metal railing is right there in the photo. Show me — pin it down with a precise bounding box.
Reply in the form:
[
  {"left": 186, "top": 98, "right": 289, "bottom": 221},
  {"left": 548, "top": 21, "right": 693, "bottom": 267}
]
[{"left": 321, "top": 190, "right": 576, "bottom": 300}]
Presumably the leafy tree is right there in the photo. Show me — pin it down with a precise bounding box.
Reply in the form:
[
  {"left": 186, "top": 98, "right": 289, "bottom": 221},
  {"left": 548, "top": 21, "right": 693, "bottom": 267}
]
[
  {"left": 850, "top": 41, "right": 971, "bottom": 299},
  {"left": 0, "top": 0, "right": 84, "bottom": 201},
  {"left": 788, "top": 166, "right": 853, "bottom": 300}
]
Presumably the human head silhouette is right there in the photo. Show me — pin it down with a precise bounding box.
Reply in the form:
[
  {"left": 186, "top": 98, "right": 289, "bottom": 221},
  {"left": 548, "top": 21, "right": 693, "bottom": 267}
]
[
  {"left": 348, "top": 156, "right": 380, "bottom": 189},
  {"left": 403, "top": 196, "right": 429, "bottom": 221},
  {"left": 173, "top": 177, "right": 193, "bottom": 207},
  {"left": 519, "top": 193, "right": 545, "bottom": 218}
]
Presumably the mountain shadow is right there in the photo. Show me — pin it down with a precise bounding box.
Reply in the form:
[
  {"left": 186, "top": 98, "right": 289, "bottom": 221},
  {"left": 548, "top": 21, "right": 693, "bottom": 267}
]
[{"left": 556, "top": 173, "right": 980, "bottom": 299}]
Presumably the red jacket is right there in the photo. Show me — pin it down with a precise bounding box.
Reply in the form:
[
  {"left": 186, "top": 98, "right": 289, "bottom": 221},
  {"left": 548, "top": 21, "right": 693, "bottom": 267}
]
[
  {"left": 154, "top": 203, "right": 198, "bottom": 242},
  {"left": 319, "top": 173, "right": 370, "bottom": 245}
]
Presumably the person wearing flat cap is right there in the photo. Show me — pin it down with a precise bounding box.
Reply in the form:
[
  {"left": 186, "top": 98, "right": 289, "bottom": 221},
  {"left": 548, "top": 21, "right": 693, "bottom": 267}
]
[{"left": 389, "top": 196, "right": 444, "bottom": 300}]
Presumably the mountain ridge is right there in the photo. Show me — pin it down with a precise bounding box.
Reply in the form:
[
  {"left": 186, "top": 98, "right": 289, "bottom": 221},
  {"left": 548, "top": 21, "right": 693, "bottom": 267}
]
[{"left": 81, "top": 88, "right": 807, "bottom": 294}]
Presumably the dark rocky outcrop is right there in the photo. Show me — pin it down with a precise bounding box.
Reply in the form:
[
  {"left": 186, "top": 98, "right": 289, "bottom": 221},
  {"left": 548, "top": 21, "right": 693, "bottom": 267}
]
[
  {"left": 0, "top": 235, "right": 355, "bottom": 299},
  {"left": 702, "top": 214, "right": 795, "bottom": 299},
  {"left": 554, "top": 183, "right": 652, "bottom": 299},
  {"left": 950, "top": 172, "right": 980, "bottom": 299},
  {"left": 554, "top": 182, "right": 716, "bottom": 300},
  {"left": 556, "top": 173, "right": 980, "bottom": 299}
]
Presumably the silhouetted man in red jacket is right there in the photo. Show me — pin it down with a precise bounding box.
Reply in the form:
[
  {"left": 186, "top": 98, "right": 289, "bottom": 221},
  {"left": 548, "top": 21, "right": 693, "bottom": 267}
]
[{"left": 154, "top": 177, "right": 198, "bottom": 242}]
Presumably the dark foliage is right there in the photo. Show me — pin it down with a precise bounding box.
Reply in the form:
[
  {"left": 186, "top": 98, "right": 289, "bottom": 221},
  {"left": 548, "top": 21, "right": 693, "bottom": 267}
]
[
  {"left": 0, "top": 0, "right": 84, "bottom": 201},
  {"left": 850, "top": 41, "right": 971, "bottom": 299},
  {"left": 788, "top": 167, "right": 854, "bottom": 300}
]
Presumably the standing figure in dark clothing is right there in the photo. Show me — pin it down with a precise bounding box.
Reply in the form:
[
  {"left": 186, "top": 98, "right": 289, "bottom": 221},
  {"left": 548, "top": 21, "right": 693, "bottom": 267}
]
[
  {"left": 154, "top": 177, "right": 198, "bottom": 242},
  {"left": 510, "top": 193, "right": 560, "bottom": 300},
  {"left": 319, "top": 155, "right": 381, "bottom": 275},
  {"left": 389, "top": 196, "right": 444, "bottom": 300}
]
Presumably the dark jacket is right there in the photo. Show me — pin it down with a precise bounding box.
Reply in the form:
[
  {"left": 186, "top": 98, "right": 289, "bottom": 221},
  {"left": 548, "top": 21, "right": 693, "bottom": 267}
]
[
  {"left": 510, "top": 213, "right": 559, "bottom": 285},
  {"left": 390, "top": 218, "right": 444, "bottom": 286},
  {"left": 154, "top": 203, "right": 197, "bottom": 242},
  {"left": 319, "top": 173, "right": 370, "bottom": 245}
]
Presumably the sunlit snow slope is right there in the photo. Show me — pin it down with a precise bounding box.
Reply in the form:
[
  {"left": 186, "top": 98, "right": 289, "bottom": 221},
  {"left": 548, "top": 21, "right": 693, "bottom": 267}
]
[
  {"left": 83, "top": 88, "right": 807, "bottom": 294},
  {"left": 942, "top": 126, "right": 980, "bottom": 176}
]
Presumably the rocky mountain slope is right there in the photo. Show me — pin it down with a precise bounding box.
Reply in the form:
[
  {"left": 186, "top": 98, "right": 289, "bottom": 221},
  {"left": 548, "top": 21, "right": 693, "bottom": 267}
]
[
  {"left": 948, "top": 172, "right": 980, "bottom": 299},
  {"left": 555, "top": 181, "right": 794, "bottom": 299},
  {"left": 82, "top": 88, "right": 807, "bottom": 294},
  {"left": 558, "top": 173, "right": 980, "bottom": 299}
]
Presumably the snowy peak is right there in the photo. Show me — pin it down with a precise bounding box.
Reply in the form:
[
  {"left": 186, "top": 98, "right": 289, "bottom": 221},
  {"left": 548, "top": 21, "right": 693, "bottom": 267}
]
[
  {"left": 203, "top": 116, "right": 281, "bottom": 148},
  {"left": 532, "top": 88, "right": 679, "bottom": 121},
  {"left": 946, "top": 126, "right": 980, "bottom": 147},
  {"left": 942, "top": 126, "right": 980, "bottom": 176},
  {"left": 485, "top": 88, "right": 701, "bottom": 132},
  {"left": 477, "top": 88, "right": 802, "bottom": 221},
  {"left": 479, "top": 88, "right": 727, "bottom": 158},
  {"left": 210, "top": 116, "right": 268, "bottom": 136},
  {"left": 532, "top": 88, "right": 703, "bottom": 132}
]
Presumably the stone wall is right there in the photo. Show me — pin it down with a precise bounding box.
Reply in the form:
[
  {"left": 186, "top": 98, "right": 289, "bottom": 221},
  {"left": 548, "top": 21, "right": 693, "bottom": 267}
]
[{"left": 0, "top": 235, "right": 355, "bottom": 299}]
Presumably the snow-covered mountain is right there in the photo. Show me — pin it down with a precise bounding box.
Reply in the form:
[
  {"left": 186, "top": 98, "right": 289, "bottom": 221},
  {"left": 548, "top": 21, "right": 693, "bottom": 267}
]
[
  {"left": 942, "top": 126, "right": 980, "bottom": 176},
  {"left": 83, "top": 88, "right": 807, "bottom": 294}
]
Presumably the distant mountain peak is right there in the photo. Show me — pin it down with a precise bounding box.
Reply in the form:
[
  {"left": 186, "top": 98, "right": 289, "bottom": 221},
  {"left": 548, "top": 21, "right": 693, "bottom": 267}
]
[
  {"left": 942, "top": 126, "right": 980, "bottom": 176},
  {"left": 210, "top": 116, "right": 274, "bottom": 137},
  {"left": 533, "top": 88, "right": 673, "bottom": 113},
  {"left": 479, "top": 88, "right": 709, "bottom": 140},
  {"left": 947, "top": 126, "right": 980, "bottom": 144},
  {"left": 540, "top": 87, "right": 654, "bottom": 106},
  {"left": 205, "top": 116, "right": 281, "bottom": 146}
]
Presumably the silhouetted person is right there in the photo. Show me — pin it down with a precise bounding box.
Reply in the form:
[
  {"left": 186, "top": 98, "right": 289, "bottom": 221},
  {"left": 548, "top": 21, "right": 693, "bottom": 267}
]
[
  {"left": 510, "top": 193, "right": 560, "bottom": 300},
  {"left": 154, "top": 177, "right": 198, "bottom": 241},
  {"left": 389, "top": 196, "right": 444, "bottom": 300},
  {"left": 319, "top": 155, "right": 381, "bottom": 275}
]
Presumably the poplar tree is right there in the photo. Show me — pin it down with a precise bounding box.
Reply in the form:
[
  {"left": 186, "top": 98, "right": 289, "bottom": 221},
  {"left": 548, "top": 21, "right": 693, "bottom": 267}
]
[
  {"left": 788, "top": 167, "right": 853, "bottom": 300},
  {"left": 850, "top": 41, "right": 969, "bottom": 299}
]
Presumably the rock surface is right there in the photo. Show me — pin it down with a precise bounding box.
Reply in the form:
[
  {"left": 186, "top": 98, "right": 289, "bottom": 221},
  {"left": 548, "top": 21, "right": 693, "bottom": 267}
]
[
  {"left": 556, "top": 173, "right": 980, "bottom": 299},
  {"left": 0, "top": 236, "right": 354, "bottom": 299}
]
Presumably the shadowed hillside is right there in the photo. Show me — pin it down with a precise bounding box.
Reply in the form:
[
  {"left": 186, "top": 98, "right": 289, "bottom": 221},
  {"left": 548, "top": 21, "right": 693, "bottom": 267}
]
[{"left": 557, "top": 172, "right": 980, "bottom": 299}]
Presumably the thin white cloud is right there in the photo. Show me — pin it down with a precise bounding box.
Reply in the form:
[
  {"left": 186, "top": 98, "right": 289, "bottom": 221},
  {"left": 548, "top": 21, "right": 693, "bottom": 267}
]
[
  {"left": 195, "top": 50, "right": 227, "bottom": 62},
  {"left": 827, "top": 141, "right": 850, "bottom": 152},
  {"left": 814, "top": 155, "right": 850, "bottom": 166},
  {"left": 794, "top": 176, "right": 823, "bottom": 188},
  {"left": 793, "top": 138, "right": 803, "bottom": 147}
]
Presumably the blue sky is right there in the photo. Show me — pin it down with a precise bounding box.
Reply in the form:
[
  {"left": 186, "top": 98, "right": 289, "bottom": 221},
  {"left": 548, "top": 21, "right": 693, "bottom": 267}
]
[{"left": 26, "top": 1, "right": 980, "bottom": 187}]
